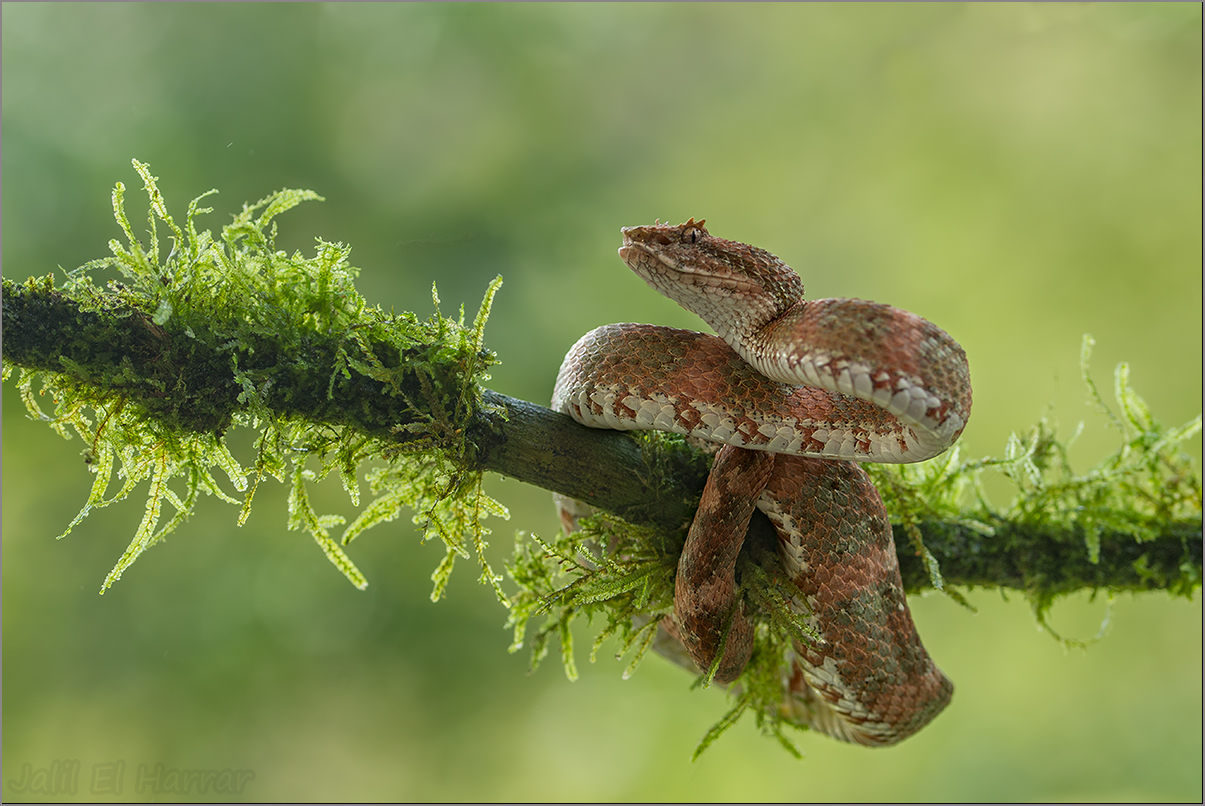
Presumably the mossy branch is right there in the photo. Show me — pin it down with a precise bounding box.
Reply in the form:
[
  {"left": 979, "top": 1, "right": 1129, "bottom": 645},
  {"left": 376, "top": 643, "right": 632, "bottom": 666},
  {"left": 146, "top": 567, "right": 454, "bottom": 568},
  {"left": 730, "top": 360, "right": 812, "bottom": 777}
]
[{"left": 5, "top": 276, "right": 1199, "bottom": 598}]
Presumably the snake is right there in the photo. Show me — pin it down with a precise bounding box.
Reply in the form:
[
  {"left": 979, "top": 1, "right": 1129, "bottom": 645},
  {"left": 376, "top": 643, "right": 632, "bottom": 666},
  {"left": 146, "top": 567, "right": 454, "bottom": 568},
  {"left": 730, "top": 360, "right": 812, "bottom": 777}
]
[{"left": 552, "top": 219, "right": 972, "bottom": 746}]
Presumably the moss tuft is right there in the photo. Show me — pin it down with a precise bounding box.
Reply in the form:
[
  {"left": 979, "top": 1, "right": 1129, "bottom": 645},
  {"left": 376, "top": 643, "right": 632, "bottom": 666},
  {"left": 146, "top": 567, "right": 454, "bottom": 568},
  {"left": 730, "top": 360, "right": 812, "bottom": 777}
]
[{"left": 4, "top": 160, "right": 507, "bottom": 596}]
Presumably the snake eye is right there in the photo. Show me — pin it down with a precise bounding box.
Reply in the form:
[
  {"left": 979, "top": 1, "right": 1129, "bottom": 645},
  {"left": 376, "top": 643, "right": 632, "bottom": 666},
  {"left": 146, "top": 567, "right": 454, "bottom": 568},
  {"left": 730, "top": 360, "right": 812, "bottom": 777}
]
[{"left": 680, "top": 218, "right": 707, "bottom": 244}]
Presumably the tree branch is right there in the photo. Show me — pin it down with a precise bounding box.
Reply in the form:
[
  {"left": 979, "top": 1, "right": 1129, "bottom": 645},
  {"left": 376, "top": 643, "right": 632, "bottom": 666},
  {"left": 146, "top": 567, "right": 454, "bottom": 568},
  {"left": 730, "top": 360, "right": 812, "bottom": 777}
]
[{"left": 4, "top": 277, "right": 1200, "bottom": 597}]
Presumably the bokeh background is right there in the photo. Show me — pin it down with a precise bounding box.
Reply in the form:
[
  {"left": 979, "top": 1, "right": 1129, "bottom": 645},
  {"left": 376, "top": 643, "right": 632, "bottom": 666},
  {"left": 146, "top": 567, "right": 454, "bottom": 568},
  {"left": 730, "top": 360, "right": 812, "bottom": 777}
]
[{"left": 3, "top": 3, "right": 1200, "bottom": 802}]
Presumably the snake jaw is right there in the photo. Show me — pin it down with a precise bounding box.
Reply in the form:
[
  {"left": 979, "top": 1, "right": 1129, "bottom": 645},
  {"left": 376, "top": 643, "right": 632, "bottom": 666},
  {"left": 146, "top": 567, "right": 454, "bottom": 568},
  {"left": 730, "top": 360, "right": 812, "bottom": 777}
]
[{"left": 620, "top": 241, "right": 762, "bottom": 293}]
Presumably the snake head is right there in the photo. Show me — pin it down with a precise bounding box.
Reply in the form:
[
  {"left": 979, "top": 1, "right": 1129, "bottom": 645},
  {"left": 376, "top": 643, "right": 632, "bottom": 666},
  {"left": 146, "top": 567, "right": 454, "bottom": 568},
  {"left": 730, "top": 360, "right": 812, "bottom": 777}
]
[{"left": 618, "top": 220, "right": 804, "bottom": 340}]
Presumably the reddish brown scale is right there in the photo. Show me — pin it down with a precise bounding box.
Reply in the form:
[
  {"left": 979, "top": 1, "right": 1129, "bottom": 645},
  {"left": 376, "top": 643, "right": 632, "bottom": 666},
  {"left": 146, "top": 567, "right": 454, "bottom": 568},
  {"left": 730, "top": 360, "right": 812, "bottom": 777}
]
[
  {"left": 555, "top": 324, "right": 908, "bottom": 461},
  {"left": 553, "top": 220, "right": 970, "bottom": 746},
  {"left": 674, "top": 445, "right": 773, "bottom": 684},
  {"left": 764, "top": 456, "right": 952, "bottom": 745}
]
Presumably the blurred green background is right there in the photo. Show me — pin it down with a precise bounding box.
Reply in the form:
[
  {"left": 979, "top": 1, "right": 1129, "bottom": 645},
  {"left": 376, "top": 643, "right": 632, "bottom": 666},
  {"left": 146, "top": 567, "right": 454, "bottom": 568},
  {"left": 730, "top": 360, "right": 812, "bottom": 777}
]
[{"left": 3, "top": 3, "right": 1200, "bottom": 802}]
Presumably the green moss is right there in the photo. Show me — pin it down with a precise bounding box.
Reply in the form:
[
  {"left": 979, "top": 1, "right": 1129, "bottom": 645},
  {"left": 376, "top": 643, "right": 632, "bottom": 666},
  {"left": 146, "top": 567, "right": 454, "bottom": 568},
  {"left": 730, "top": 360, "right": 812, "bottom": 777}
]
[
  {"left": 4, "top": 160, "right": 507, "bottom": 597},
  {"left": 506, "top": 510, "right": 677, "bottom": 682}
]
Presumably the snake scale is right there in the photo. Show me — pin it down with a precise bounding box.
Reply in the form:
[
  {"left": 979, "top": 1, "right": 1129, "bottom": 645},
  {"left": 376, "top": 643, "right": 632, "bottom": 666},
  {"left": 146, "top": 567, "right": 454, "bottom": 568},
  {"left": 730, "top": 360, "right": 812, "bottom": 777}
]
[{"left": 552, "top": 219, "right": 972, "bottom": 746}]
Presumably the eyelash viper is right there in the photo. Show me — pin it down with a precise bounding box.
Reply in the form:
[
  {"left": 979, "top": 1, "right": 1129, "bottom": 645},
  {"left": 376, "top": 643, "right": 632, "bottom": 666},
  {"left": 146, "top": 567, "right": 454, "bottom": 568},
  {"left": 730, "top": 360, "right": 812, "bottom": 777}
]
[{"left": 552, "top": 219, "right": 972, "bottom": 746}]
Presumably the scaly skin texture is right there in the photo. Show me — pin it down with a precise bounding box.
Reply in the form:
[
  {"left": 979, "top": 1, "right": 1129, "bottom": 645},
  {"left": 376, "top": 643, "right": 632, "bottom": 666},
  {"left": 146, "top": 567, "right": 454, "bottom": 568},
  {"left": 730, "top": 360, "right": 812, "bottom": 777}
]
[{"left": 553, "top": 219, "right": 971, "bottom": 745}]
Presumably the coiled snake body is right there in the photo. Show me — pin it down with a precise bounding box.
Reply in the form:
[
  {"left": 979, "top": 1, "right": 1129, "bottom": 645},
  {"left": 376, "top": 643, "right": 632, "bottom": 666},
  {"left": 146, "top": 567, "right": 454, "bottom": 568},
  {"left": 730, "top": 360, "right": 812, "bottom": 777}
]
[{"left": 552, "top": 219, "right": 972, "bottom": 746}]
